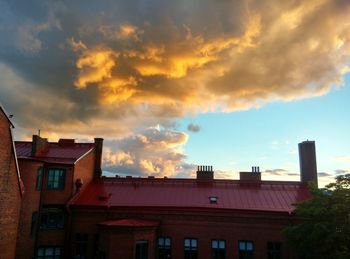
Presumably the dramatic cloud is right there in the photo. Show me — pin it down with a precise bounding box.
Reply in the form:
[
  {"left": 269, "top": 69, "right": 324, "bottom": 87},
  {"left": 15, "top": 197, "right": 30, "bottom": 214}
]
[
  {"left": 1, "top": 0, "right": 350, "bottom": 176},
  {"left": 187, "top": 123, "right": 201, "bottom": 133},
  {"left": 102, "top": 128, "right": 192, "bottom": 177}
]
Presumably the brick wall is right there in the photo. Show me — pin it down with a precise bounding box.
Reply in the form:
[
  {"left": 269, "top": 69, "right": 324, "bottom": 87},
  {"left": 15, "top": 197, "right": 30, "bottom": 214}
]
[
  {"left": 15, "top": 160, "right": 43, "bottom": 259},
  {"left": 15, "top": 144, "right": 97, "bottom": 258},
  {"left": 73, "top": 150, "right": 96, "bottom": 195},
  {"left": 70, "top": 207, "right": 296, "bottom": 259},
  {"left": 0, "top": 111, "right": 21, "bottom": 259}
]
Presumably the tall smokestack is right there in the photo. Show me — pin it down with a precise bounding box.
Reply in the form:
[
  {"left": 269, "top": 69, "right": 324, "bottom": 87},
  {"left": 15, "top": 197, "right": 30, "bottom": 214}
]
[
  {"left": 299, "top": 140, "right": 318, "bottom": 187},
  {"left": 94, "top": 138, "right": 104, "bottom": 181}
]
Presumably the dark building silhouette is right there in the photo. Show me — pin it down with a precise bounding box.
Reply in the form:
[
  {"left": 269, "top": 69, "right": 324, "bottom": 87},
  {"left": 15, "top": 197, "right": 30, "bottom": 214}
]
[{"left": 299, "top": 140, "right": 318, "bottom": 187}]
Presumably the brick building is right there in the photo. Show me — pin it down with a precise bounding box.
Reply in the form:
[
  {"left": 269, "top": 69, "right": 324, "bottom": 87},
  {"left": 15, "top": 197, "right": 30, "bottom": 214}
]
[
  {"left": 8, "top": 125, "right": 317, "bottom": 259},
  {"left": 68, "top": 163, "right": 314, "bottom": 259},
  {"left": 14, "top": 135, "right": 103, "bottom": 259},
  {"left": 0, "top": 105, "right": 23, "bottom": 259},
  {"left": 66, "top": 141, "right": 317, "bottom": 259}
]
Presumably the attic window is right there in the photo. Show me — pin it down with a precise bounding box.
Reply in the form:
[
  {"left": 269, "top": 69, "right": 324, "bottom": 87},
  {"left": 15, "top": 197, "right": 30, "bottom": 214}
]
[{"left": 209, "top": 196, "right": 218, "bottom": 204}]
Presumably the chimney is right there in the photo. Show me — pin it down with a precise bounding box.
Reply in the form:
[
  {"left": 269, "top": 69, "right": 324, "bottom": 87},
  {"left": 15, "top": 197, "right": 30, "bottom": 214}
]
[
  {"left": 93, "top": 138, "right": 104, "bottom": 181},
  {"left": 299, "top": 140, "right": 318, "bottom": 187},
  {"left": 196, "top": 165, "right": 214, "bottom": 180},
  {"left": 31, "top": 135, "right": 48, "bottom": 157},
  {"left": 239, "top": 166, "right": 261, "bottom": 181}
]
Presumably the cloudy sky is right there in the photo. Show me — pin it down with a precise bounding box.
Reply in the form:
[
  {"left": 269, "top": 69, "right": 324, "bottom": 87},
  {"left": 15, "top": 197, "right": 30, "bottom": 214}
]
[{"left": 1, "top": 0, "right": 350, "bottom": 186}]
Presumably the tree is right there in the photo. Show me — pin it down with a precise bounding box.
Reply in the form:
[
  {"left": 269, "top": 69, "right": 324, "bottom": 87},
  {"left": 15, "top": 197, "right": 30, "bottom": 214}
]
[{"left": 284, "top": 174, "right": 350, "bottom": 259}]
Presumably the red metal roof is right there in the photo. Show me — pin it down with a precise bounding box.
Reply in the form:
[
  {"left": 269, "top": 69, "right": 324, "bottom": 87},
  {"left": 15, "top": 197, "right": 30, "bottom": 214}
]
[
  {"left": 15, "top": 141, "right": 94, "bottom": 164},
  {"left": 71, "top": 178, "right": 311, "bottom": 213},
  {"left": 98, "top": 219, "right": 160, "bottom": 227}
]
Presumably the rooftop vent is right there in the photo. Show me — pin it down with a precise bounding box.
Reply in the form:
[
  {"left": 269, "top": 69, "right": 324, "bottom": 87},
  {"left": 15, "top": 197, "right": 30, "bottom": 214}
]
[
  {"left": 196, "top": 165, "right": 214, "bottom": 180},
  {"left": 239, "top": 166, "right": 261, "bottom": 182},
  {"left": 209, "top": 196, "right": 218, "bottom": 204}
]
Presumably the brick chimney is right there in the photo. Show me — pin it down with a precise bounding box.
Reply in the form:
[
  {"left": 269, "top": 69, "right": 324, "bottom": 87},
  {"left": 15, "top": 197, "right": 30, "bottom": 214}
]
[
  {"left": 239, "top": 166, "right": 261, "bottom": 182},
  {"left": 196, "top": 165, "right": 214, "bottom": 180},
  {"left": 299, "top": 140, "right": 318, "bottom": 187},
  {"left": 93, "top": 138, "right": 104, "bottom": 181},
  {"left": 31, "top": 135, "right": 48, "bottom": 157}
]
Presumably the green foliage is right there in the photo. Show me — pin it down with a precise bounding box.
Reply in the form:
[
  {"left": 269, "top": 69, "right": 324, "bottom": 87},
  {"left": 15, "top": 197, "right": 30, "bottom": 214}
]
[{"left": 283, "top": 174, "right": 350, "bottom": 259}]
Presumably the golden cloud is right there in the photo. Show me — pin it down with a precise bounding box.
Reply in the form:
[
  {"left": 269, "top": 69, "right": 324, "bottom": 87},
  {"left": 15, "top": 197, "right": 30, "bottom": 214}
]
[
  {"left": 71, "top": 0, "right": 350, "bottom": 114},
  {"left": 74, "top": 48, "right": 117, "bottom": 88}
]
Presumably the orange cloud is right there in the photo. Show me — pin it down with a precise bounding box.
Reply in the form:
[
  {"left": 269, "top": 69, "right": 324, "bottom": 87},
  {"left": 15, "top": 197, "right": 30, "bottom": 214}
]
[{"left": 74, "top": 48, "right": 117, "bottom": 88}]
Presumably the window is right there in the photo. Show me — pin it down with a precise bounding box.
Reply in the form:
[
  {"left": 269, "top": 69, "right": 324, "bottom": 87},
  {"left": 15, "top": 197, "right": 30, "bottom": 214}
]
[
  {"left": 158, "top": 237, "right": 171, "bottom": 259},
  {"left": 239, "top": 241, "right": 254, "bottom": 259},
  {"left": 36, "top": 167, "right": 43, "bottom": 191},
  {"left": 184, "top": 238, "right": 198, "bottom": 259},
  {"left": 47, "top": 169, "right": 65, "bottom": 190},
  {"left": 39, "top": 206, "right": 64, "bottom": 230},
  {"left": 36, "top": 247, "right": 61, "bottom": 259},
  {"left": 30, "top": 211, "right": 38, "bottom": 237},
  {"left": 267, "top": 242, "right": 282, "bottom": 259},
  {"left": 74, "top": 233, "right": 88, "bottom": 258},
  {"left": 212, "top": 240, "right": 225, "bottom": 259},
  {"left": 135, "top": 240, "right": 148, "bottom": 259}
]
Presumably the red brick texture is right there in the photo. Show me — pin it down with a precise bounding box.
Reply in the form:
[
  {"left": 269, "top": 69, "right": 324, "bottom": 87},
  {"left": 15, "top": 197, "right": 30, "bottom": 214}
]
[
  {"left": 15, "top": 143, "right": 98, "bottom": 258},
  {"left": 0, "top": 111, "right": 21, "bottom": 259},
  {"left": 70, "top": 207, "right": 296, "bottom": 259},
  {"left": 15, "top": 160, "right": 43, "bottom": 259}
]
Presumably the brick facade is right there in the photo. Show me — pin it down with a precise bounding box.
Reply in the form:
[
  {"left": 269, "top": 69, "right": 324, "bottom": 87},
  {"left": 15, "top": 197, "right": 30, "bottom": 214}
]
[
  {"left": 0, "top": 107, "right": 22, "bottom": 259},
  {"left": 69, "top": 204, "right": 295, "bottom": 259},
  {"left": 14, "top": 137, "right": 101, "bottom": 259}
]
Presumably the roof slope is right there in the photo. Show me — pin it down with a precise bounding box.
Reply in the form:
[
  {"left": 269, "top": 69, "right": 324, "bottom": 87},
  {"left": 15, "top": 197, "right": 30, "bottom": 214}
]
[
  {"left": 15, "top": 141, "right": 94, "bottom": 164},
  {"left": 71, "top": 178, "right": 311, "bottom": 213}
]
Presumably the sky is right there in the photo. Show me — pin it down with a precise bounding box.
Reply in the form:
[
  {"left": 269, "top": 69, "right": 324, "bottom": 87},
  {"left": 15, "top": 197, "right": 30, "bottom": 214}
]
[{"left": 0, "top": 0, "right": 349, "bottom": 187}]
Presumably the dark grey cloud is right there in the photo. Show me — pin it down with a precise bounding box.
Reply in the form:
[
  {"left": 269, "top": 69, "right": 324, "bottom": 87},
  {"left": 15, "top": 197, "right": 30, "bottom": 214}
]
[{"left": 187, "top": 123, "right": 201, "bottom": 133}]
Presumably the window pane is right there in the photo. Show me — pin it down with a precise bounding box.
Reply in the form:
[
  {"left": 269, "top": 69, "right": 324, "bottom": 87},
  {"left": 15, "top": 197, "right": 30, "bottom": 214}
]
[
  {"left": 212, "top": 240, "right": 218, "bottom": 248},
  {"left": 37, "top": 248, "right": 44, "bottom": 256},
  {"left": 185, "top": 239, "right": 191, "bottom": 247},
  {"left": 165, "top": 238, "right": 171, "bottom": 247},
  {"left": 135, "top": 241, "right": 148, "bottom": 259},
  {"left": 45, "top": 248, "right": 54, "bottom": 255},
  {"left": 191, "top": 239, "right": 197, "bottom": 247},
  {"left": 158, "top": 237, "right": 164, "bottom": 246},
  {"left": 54, "top": 248, "right": 61, "bottom": 255},
  {"left": 239, "top": 242, "right": 246, "bottom": 250},
  {"left": 219, "top": 241, "right": 225, "bottom": 249},
  {"left": 246, "top": 242, "right": 253, "bottom": 251}
]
